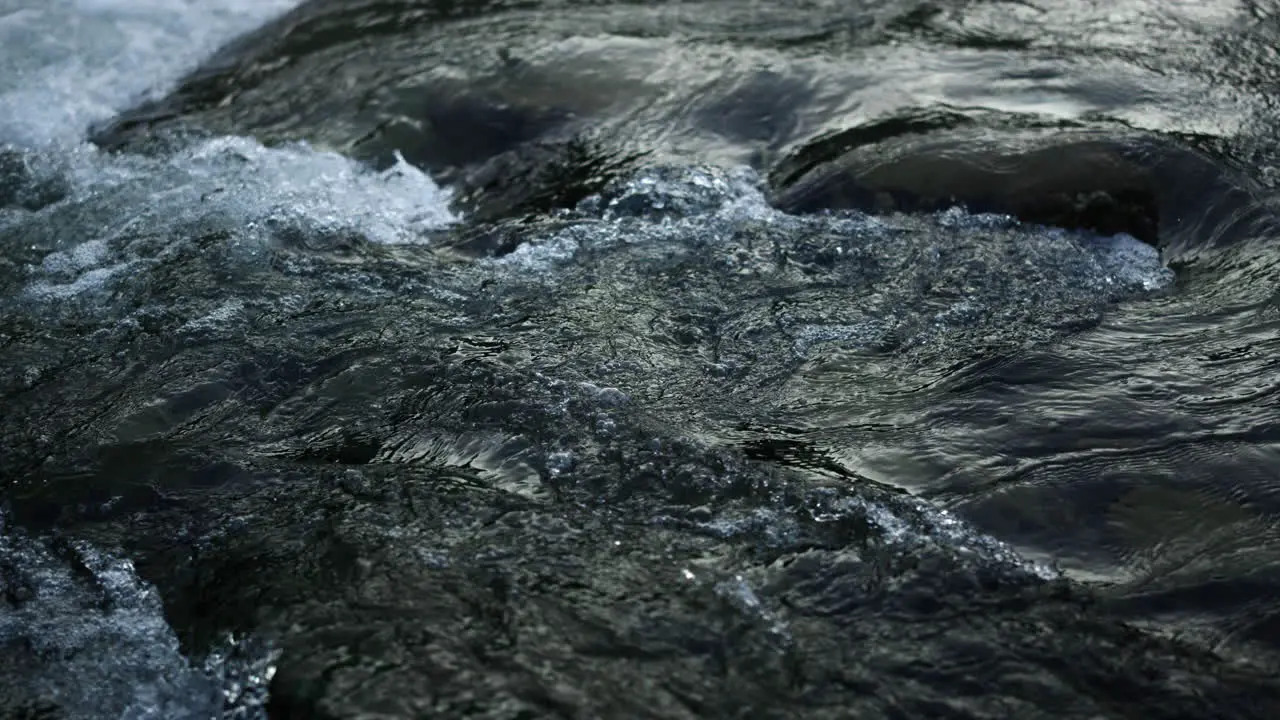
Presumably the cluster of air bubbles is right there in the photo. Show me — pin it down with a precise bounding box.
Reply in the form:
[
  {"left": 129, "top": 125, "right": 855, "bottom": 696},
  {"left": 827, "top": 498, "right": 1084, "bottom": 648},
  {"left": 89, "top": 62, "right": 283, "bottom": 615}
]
[
  {"left": 580, "top": 164, "right": 769, "bottom": 221},
  {"left": 202, "top": 634, "right": 282, "bottom": 720}
]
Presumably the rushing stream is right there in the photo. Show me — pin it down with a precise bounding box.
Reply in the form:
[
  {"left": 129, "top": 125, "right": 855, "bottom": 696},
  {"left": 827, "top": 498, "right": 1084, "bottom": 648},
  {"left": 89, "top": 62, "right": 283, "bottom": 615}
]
[{"left": 4, "top": 1, "right": 1280, "bottom": 718}]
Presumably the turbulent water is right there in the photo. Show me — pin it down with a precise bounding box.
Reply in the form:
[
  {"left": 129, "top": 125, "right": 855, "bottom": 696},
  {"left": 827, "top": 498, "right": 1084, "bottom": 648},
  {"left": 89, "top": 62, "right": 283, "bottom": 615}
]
[{"left": 4, "top": 1, "right": 1280, "bottom": 718}]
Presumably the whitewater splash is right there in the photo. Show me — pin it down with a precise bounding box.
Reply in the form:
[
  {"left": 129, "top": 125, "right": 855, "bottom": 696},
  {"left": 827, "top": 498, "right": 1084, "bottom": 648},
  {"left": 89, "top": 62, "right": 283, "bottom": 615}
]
[
  {"left": 0, "top": 0, "right": 455, "bottom": 304},
  {"left": 0, "top": 0, "right": 299, "bottom": 147},
  {"left": 18, "top": 140, "right": 453, "bottom": 302}
]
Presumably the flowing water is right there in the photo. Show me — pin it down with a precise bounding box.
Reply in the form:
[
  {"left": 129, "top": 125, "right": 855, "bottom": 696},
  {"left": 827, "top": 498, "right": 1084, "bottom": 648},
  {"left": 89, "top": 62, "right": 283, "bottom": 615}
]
[{"left": 3, "top": 1, "right": 1280, "bottom": 718}]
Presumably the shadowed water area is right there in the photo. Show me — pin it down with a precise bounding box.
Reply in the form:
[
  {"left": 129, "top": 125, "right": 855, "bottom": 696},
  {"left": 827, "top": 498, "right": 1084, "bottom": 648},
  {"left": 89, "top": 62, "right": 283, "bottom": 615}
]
[{"left": 4, "top": 0, "right": 1280, "bottom": 718}]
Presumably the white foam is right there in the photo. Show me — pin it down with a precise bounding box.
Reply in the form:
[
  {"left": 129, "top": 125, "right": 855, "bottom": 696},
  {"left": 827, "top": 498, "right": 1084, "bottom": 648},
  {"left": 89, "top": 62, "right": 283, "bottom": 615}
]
[
  {"left": 179, "top": 298, "right": 245, "bottom": 332},
  {"left": 20, "top": 138, "right": 454, "bottom": 300},
  {"left": 0, "top": 528, "right": 228, "bottom": 719},
  {"left": 156, "top": 139, "right": 455, "bottom": 246},
  {"left": 26, "top": 261, "right": 134, "bottom": 300},
  {"left": 0, "top": 0, "right": 302, "bottom": 147},
  {"left": 1079, "top": 230, "right": 1175, "bottom": 291},
  {"left": 492, "top": 235, "right": 580, "bottom": 272},
  {"left": 39, "top": 237, "right": 111, "bottom": 274},
  {"left": 792, "top": 322, "right": 887, "bottom": 355},
  {"left": 0, "top": 0, "right": 455, "bottom": 303}
]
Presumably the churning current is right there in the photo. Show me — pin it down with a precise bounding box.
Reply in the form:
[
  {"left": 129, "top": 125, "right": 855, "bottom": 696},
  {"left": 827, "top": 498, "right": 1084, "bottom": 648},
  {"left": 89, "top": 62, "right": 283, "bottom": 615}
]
[{"left": 3, "top": 1, "right": 1280, "bottom": 718}]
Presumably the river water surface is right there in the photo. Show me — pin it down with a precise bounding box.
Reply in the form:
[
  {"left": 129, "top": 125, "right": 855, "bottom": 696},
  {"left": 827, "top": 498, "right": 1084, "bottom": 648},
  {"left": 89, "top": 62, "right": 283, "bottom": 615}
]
[{"left": 4, "top": 1, "right": 1280, "bottom": 718}]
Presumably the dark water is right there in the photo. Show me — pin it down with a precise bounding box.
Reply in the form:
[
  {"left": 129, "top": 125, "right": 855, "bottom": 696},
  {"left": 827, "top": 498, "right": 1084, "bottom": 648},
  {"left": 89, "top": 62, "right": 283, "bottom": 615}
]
[{"left": 5, "top": 0, "right": 1280, "bottom": 718}]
